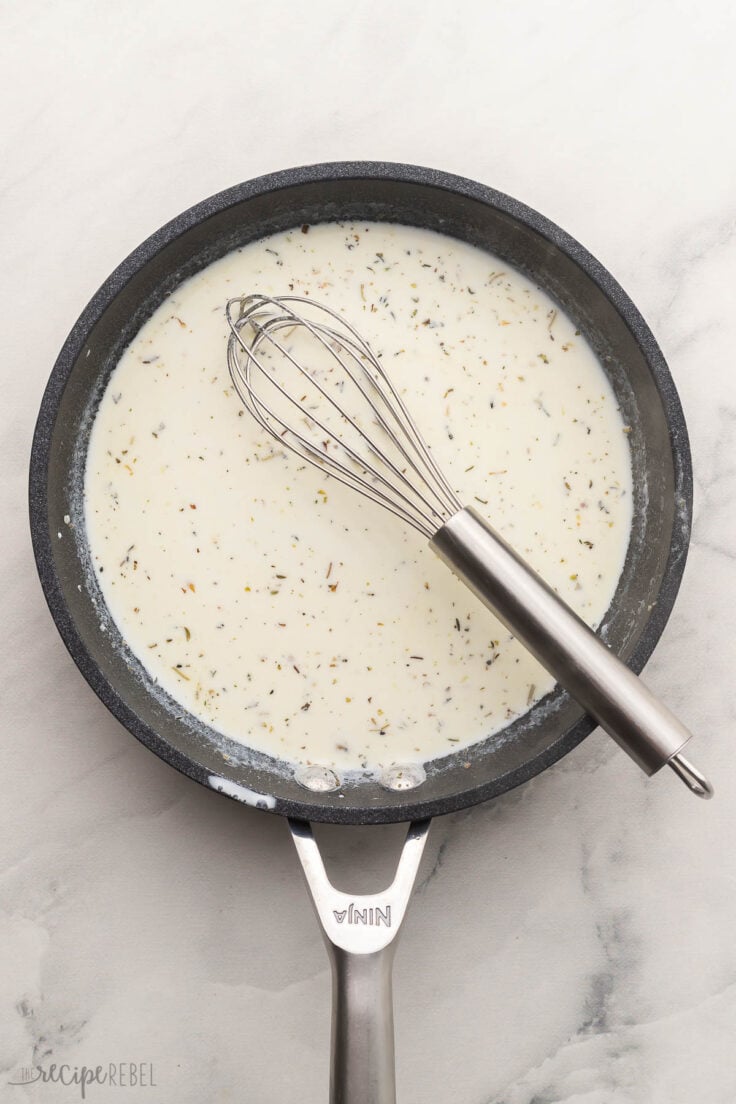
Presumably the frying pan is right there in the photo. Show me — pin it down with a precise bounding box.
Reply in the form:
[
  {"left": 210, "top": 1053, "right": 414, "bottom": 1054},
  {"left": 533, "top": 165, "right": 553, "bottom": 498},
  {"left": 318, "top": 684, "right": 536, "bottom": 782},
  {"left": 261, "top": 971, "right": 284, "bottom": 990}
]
[{"left": 30, "top": 162, "right": 695, "bottom": 1103}]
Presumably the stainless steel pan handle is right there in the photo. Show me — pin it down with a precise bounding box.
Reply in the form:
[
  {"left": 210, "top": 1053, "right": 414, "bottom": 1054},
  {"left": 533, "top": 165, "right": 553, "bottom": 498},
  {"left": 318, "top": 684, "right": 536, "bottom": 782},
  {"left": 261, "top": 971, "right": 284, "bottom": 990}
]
[
  {"left": 290, "top": 818, "right": 431, "bottom": 1104},
  {"left": 431, "top": 507, "right": 712, "bottom": 797}
]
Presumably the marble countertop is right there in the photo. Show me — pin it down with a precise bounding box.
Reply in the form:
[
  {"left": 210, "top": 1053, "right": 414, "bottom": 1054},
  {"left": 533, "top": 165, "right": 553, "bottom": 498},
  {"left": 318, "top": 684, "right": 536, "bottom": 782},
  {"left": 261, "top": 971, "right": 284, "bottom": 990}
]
[{"left": 2, "top": 2, "right": 734, "bottom": 1101}]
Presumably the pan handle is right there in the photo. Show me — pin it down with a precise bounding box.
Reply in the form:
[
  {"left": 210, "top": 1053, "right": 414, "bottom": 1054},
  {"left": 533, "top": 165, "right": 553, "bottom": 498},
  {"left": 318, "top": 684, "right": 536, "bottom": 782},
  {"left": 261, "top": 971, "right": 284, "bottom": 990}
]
[{"left": 289, "top": 818, "right": 431, "bottom": 1104}]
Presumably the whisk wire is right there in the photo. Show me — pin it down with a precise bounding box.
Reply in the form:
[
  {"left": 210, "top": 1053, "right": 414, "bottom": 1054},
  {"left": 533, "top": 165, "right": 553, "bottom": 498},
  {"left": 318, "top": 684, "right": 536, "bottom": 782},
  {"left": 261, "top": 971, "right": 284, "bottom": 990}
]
[
  {"left": 226, "top": 294, "right": 462, "bottom": 537},
  {"left": 314, "top": 304, "right": 460, "bottom": 514},
  {"left": 280, "top": 298, "right": 461, "bottom": 516},
  {"left": 308, "top": 319, "right": 460, "bottom": 517},
  {"left": 231, "top": 317, "right": 443, "bottom": 534}
]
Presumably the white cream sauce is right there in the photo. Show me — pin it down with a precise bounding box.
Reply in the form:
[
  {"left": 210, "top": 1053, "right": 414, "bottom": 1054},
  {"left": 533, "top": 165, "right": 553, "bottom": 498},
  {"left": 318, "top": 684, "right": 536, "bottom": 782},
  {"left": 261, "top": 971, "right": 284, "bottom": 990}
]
[{"left": 84, "top": 222, "right": 633, "bottom": 775}]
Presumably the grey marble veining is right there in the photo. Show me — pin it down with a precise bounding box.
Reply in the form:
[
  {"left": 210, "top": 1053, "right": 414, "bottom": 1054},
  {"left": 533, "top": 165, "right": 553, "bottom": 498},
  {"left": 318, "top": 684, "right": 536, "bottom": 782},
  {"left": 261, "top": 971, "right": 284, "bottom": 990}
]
[{"left": 2, "top": 1, "right": 735, "bottom": 1101}]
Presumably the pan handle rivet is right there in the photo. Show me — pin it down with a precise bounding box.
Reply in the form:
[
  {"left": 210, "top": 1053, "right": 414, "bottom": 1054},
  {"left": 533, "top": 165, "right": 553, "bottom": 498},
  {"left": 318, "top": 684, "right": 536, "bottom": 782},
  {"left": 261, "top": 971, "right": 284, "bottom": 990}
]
[
  {"left": 295, "top": 764, "right": 341, "bottom": 792},
  {"left": 380, "top": 763, "right": 427, "bottom": 791}
]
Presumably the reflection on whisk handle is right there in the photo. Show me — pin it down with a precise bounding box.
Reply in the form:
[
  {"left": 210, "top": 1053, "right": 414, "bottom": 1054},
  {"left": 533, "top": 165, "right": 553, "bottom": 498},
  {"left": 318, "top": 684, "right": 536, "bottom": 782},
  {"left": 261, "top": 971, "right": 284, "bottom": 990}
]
[{"left": 431, "top": 508, "right": 712, "bottom": 797}]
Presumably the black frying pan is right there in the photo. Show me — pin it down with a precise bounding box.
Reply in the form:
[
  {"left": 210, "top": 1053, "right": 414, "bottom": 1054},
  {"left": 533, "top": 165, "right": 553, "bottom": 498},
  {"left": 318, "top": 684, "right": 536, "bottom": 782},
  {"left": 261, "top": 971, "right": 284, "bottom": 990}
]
[{"left": 29, "top": 163, "right": 694, "bottom": 1102}]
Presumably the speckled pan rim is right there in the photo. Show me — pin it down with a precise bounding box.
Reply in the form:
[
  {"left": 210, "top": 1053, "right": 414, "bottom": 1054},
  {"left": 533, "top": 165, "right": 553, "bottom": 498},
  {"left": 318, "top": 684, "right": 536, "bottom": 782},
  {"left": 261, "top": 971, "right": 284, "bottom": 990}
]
[{"left": 29, "top": 161, "right": 693, "bottom": 824}]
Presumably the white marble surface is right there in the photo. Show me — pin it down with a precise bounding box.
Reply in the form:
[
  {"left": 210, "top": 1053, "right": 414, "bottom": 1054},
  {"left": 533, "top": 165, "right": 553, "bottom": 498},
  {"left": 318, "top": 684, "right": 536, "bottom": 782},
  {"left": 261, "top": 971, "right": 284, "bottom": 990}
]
[{"left": 2, "top": 2, "right": 735, "bottom": 1101}]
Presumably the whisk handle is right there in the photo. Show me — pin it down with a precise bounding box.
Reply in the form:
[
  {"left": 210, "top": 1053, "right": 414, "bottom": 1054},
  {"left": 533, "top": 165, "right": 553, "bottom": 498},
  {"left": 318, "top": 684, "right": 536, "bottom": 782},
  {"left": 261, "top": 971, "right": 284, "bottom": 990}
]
[{"left": 431, "top": 507, "right": 712, "bottom": 795}]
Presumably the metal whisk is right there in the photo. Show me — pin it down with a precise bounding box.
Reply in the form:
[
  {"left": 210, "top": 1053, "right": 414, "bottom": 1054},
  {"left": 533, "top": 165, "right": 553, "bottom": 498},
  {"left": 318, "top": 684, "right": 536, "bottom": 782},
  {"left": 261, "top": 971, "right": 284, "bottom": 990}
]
[{"left": 226, "top": 294, "right": 712, "bottom": 798}]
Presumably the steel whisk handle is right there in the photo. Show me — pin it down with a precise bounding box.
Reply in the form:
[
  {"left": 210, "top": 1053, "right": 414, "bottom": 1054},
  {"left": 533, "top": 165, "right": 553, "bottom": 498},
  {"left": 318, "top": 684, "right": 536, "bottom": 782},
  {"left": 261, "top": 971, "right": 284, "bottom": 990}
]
[{"left": 431, "top": 508, "right": 713, "bottom": 797}]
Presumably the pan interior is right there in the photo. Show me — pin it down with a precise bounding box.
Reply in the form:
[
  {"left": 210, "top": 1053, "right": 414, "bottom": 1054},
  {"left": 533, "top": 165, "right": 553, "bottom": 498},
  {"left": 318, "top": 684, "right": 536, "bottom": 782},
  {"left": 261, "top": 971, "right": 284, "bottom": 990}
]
[{"left": 32, "top": 166, "right": 691, "bottom": 823}]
